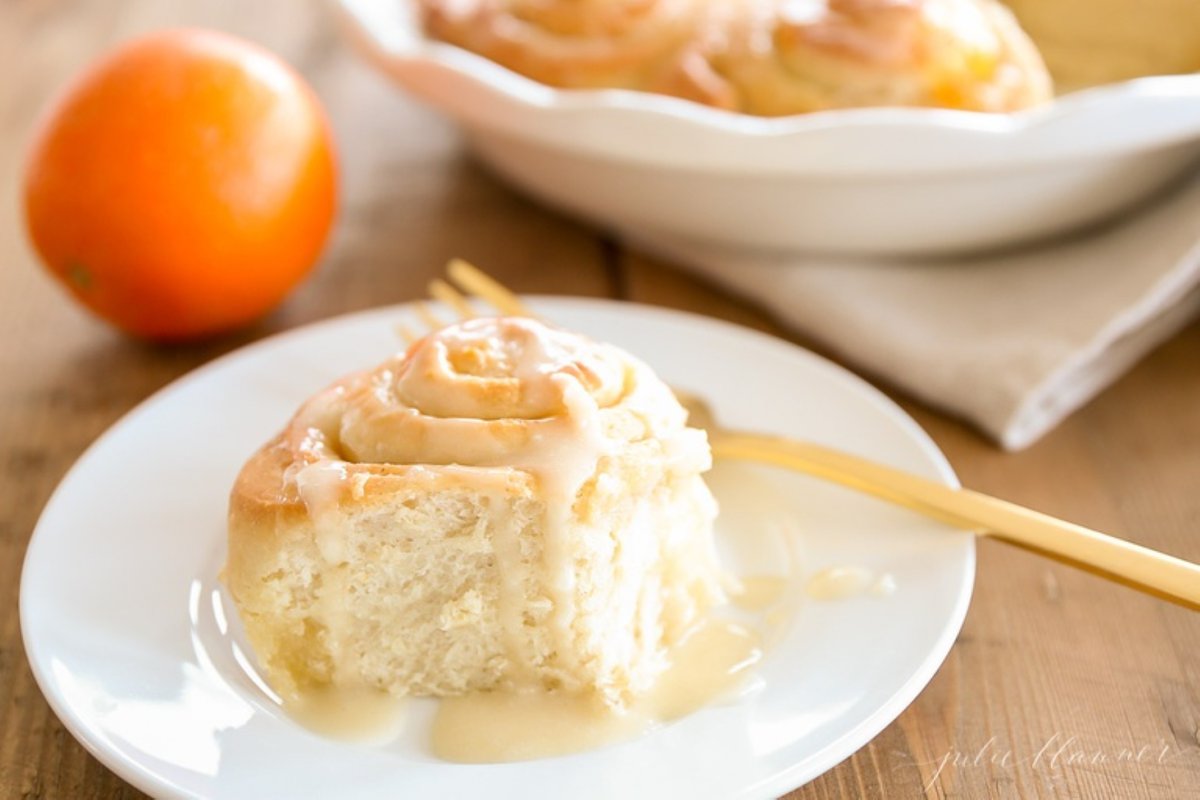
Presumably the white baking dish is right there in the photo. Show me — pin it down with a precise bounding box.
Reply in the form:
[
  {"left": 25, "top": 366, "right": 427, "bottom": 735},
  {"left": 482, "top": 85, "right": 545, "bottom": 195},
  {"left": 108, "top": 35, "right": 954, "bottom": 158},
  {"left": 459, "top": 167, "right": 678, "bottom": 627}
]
[{"left": 336, "top": 0, "right": 1200, "bottom": 256}]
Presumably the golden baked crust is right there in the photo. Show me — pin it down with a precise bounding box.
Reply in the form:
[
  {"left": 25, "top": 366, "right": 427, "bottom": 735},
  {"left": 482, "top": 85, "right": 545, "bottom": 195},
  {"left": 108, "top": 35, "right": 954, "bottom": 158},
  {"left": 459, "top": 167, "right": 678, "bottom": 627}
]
[{"left": 419, "top": 0, "right": 1052, "bottom": 114}]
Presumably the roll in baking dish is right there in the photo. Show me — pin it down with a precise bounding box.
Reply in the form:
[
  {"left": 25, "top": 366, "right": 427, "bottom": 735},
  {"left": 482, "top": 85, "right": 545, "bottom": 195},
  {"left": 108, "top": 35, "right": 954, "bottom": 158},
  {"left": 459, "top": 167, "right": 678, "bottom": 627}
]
[{"left": 420, "top": 0, "right": 1053, "bottom": 114}]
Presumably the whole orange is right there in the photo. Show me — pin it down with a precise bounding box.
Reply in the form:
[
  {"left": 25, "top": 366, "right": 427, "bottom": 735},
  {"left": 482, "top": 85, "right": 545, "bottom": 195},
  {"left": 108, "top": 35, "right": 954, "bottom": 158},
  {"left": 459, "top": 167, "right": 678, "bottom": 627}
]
[{"left": 23, "top": 29, "right": 338, "bottom": 340}]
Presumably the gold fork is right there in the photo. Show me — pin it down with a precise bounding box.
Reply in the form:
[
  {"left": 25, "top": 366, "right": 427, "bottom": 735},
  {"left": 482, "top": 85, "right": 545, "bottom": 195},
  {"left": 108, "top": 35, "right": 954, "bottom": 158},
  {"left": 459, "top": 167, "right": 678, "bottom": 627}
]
[{"left": 407, "top": 260, "right": 1200, "bottom": 609}]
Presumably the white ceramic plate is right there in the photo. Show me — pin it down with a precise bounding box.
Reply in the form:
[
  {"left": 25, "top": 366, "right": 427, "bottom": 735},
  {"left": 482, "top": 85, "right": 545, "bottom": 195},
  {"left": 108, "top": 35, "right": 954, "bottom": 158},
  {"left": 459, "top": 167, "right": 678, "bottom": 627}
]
[
  {"left": 21, "top": 299, "right": 973, "bottom": 799},
  {"left": 337, "top": 0, "right": 1200, "bottom": 255}
]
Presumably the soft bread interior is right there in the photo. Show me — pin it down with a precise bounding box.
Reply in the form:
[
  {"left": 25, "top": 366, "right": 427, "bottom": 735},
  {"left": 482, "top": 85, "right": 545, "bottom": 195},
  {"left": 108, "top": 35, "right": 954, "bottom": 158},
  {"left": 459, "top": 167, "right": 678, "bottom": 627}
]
[{"left": 226, "top": 434, "right": 722, "bottom": 707}]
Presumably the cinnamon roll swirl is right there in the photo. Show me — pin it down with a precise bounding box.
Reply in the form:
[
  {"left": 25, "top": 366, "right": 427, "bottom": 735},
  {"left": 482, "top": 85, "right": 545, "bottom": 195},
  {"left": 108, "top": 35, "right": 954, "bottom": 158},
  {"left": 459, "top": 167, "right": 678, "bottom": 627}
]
[
  {"left": 705, "top": 0, "right": 1053, "bottom": 115},
  {"left": 225, "top": 317, "right": 724, "bottom": 708},
  {"left": 420, "top": 0, "right": 703, "bottom": 91}
]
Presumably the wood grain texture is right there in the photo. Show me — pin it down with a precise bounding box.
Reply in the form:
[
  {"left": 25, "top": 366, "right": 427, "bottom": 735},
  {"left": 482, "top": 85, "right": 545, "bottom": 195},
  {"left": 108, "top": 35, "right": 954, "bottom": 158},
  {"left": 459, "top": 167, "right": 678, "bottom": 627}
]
[{"left": 1, "top": 2, "right": 1197, "bottom": 799}]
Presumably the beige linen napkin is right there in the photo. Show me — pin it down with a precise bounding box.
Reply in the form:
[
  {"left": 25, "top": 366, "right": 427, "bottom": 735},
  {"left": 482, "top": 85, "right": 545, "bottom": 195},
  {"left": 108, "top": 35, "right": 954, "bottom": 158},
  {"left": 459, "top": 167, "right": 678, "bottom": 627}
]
[{"left": 633, "top": 174, "right": 1200, "bottom": 450}]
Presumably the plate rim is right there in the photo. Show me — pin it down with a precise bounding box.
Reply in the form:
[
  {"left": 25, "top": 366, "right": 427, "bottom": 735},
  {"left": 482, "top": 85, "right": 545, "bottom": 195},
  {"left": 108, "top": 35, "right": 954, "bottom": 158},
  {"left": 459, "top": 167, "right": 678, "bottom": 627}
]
[{"left": 20, "top": 297, "right": 975, "bottom": 799}]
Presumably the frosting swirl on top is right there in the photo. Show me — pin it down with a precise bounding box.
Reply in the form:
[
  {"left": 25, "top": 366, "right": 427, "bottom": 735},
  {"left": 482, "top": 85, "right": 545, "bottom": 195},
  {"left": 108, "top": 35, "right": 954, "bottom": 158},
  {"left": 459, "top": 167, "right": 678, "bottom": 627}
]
[
  {"left": 283, "top": 315, "right": 700, "bottom": 479},
  {"left": 393, "top": 316, "right": 625, "bottom": 420}
]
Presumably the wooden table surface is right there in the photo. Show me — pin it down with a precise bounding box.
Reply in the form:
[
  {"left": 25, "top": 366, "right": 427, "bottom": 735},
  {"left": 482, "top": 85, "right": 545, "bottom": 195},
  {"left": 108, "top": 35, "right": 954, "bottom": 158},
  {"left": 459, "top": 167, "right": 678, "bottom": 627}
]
[{"left": 2, "top": 2, "right": 1198, "bottom": 798}]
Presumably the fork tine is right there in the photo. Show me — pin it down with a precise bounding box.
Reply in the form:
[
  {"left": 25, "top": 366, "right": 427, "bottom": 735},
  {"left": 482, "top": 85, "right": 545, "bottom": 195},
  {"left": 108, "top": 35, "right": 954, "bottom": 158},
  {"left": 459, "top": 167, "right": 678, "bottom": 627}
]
[
  {"left": 413, "top": 300, "right": 446, "bottom": 331},
  {"left": 446, "top": 258, "right": 535, "bottom": 318},
  {"left": 394, "top": 321, "right": 420, "bottom": 345},
  {"left": 429, "top": 278, "right": 477, "bottom": 321}
]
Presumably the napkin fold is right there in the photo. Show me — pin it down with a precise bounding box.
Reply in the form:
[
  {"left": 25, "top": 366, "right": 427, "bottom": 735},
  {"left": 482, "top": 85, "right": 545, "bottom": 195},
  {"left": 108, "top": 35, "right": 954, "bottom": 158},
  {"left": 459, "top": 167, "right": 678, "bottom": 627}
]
[{"left": 633, "top": 173, "right": 1200, "bottom": 450}]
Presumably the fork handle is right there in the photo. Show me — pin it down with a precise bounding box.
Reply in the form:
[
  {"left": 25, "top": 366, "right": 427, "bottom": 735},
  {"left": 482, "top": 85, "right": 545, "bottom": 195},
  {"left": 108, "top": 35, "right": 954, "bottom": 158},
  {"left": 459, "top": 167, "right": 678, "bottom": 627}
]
[{"left": 711, "top": 432, "right": 1200, "bottom": 608}]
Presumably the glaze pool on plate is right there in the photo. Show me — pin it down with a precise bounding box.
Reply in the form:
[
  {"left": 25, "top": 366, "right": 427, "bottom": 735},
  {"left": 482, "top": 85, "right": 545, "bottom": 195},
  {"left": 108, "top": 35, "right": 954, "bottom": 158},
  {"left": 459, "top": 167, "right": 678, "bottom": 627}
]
[
  {"left": 20, "top": 299, "right": 974, "bottom": 799},
  {"left": 201, "top": 455, "right": 796, "bottom": 764}
]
